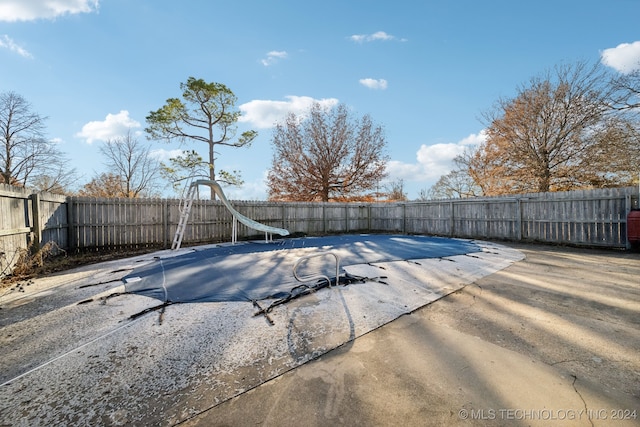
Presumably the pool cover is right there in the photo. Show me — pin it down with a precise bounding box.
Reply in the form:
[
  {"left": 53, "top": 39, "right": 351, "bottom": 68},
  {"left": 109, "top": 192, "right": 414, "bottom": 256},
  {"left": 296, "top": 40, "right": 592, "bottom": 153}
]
[{"left": 122, "top": 234, "right": 481, "bottom": 303}]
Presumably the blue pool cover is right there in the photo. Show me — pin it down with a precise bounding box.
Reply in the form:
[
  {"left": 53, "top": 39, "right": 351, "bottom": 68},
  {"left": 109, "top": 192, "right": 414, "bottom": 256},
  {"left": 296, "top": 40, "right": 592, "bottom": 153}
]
[{"left": 122, "top": 234, "right": 481, "bottom": 303}]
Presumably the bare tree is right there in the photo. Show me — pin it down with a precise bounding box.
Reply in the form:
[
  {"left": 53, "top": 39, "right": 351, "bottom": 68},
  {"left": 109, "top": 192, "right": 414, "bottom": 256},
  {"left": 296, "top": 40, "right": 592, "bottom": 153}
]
[
  {"left": 427, "top": 169, "right": 482, "bottom": 199},
  {"left": 580, "top": 116, "right": 640, "bottom": 187},
  {"left": 416, "top": 188, "right": 430, "bottom": 201},
  {"left": 99, "top": 130, "right": 160, "bottom": 198},
  {"left": 606, "top": 66, "right": 640, "bottom": 188},
  {"left": 475, "top": 60, "right": 635, "bottom": 195},
  {"left": 146, "top": 77, "right": 257, "bottom": 198},
  {"left": 0, "top": 91, "right": 76, "bottom": 190},
  {"left": 384, "top": 179, "right": 408, "bottom": 201},
  {"left": 425, "top": 149, "right": 484, "bottom": 199},
  {"left": 609, "top": 69, "right": 640, "bottom": 112},
  {"left": 30, "top": 166, "right": 78, "bottom": 194},
  {"left": 268, "top": 103, "right": 389, "bottom": 202}
]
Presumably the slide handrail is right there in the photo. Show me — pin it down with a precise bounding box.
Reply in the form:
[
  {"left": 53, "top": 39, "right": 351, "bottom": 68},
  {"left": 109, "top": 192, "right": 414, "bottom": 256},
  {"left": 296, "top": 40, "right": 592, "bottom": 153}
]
[
  {"left": 193, "top": 179, "right": 290, "bottom": 239},
  {"left": 292, "top": 251, "right": 340, "bottom": 287}
]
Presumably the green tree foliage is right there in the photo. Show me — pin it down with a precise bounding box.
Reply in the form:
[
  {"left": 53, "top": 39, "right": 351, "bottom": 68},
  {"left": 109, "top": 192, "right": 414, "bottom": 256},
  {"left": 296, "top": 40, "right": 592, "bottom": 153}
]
[
  {"left": 159, "top": 149, "right": 244, "bottom": 195},
  {"left": 145, "top": 77, "right": 257, "bottom": 198},
  {"left": 159, "top": 150, "right": 209, "bottom": 193},
  {"left": 267, "top": 103, "right": 389, "bottom": 202}
]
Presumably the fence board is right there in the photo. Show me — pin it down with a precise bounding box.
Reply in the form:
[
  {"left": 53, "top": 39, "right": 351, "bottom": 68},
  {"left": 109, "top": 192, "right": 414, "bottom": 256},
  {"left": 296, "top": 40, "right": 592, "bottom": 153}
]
[{"left": 0, "top": 185, "right": 31, "bottom": 276}]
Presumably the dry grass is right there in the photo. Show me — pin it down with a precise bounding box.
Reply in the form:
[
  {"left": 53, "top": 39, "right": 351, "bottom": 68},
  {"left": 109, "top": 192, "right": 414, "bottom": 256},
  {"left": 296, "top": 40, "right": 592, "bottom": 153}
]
[
  {"left": 1, "top": 243, "right": 157, "bottom": 289},
  {"left": 10, "top": 242, "right": 62, "bottom": 279}
]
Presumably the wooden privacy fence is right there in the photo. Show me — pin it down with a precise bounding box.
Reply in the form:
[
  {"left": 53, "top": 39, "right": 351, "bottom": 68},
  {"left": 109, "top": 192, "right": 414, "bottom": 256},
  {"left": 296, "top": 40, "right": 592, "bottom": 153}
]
[
  {"left": 1, "top": 185, "right": 638, "bottom": 276},
  {"left": 0, "top": 184, "right": 67, "bottom": 276}
]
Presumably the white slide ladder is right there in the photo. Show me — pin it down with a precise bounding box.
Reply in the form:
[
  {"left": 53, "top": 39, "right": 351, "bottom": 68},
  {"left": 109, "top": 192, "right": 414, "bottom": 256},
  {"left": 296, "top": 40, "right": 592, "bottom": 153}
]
[
  {"left": 171, "top": 179, "right": 290, "bottom": 250},
  {"left": 171, "top": 182, "right": 198, "bottom": 250}
]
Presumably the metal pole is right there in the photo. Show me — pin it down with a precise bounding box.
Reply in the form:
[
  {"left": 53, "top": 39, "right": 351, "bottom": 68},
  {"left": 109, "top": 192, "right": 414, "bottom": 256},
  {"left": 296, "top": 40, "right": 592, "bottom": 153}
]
[{"left": 232, "top": 215, "right": 237, "bottom": 244}]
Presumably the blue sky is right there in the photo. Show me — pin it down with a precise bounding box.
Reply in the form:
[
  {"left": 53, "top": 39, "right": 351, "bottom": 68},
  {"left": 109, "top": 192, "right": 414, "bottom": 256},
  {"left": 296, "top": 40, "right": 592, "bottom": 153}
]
[{"left": 1, "top": 0, "right": 639, "bottom": 200}]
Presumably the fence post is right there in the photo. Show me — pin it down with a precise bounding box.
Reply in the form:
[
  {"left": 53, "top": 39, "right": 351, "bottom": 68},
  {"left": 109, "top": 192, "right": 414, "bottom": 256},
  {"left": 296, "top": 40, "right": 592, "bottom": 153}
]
[
  {"left": 345, "top": 204, "right": 349, "bottom": 233},
  {"left": 67, "top": 197, "right": 75, "bottom": 250},
  {"left": 402, "top": 203, "right": 406, "bottom": 234},
  {"left": 485, "top": 202, "right": 490, "bottom": 237},
  {"left": 163, "top": 199, "right": 169, "bottom": 249},
  {"left": 30, "top": 193, "right": 41, "bottom": 250},
  {"left": 516, "top": 198, "right": 523, "bottom": 241},
  {"left": 625, "top": 194, "right": 632, "bottom": 250},
  {"left": 282, "top": 204, "right": 286, "bottom": 231},
  {"left": 72, "top": 197, "right": 80, "bottom": 250},
  {"left": 449, "top": 201, "right": 455, "bottom": 237},
  {"left": 323, "top": 202, "right": 327, "bottom": 234}
]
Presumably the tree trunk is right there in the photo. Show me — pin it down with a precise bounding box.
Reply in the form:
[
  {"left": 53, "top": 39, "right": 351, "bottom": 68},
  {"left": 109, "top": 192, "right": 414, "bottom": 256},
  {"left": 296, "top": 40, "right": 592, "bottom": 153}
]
[{"left": 209, "top": 140, "right": 216, "bottom": 200}]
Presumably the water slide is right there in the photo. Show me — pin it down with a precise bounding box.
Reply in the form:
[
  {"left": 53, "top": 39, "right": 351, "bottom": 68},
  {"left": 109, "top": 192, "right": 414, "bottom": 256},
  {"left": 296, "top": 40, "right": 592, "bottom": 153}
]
[{"left": 192, "top": 179, "right": 290, "bottom": 242}]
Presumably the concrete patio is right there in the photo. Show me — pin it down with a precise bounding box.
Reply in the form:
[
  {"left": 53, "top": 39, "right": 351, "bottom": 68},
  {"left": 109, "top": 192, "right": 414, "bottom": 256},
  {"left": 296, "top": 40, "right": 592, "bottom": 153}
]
[{"left": 0, "top": 239, "right": 638, "bottom": 426}]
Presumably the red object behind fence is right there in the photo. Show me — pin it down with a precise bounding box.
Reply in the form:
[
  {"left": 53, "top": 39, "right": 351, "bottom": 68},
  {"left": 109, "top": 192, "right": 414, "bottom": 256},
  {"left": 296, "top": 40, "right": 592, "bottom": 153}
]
[{"left": 628, "top": 210, "right": 640, "bottom": 248}]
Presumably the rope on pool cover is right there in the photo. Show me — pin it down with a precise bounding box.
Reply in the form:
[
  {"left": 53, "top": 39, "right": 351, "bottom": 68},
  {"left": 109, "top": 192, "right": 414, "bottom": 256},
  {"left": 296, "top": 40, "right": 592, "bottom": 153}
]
[{"left": 252, "top": 272, "right": 388, "bottom": 324}]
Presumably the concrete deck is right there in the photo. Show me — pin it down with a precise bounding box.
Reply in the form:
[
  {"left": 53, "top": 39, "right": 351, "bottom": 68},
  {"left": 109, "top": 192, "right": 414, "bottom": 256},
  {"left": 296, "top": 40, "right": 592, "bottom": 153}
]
[
  {"left": 0, "top": 240, "right": 638, "bottom": 426},
  {"left": 186, "top": 244, "right": 640, "bottom": 427}
]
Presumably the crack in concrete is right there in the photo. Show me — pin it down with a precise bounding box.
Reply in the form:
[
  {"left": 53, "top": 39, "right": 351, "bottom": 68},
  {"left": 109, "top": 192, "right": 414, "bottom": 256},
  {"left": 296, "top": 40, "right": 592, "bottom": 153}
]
[
  {"left": 78, "top": 278, "right": 125, "bottom": 289},
  {"left": 571, "top": 374, "right": 594, "bottom": 427},
  {"left": 550, "top": 359, "right": 582, "bottom": 366},
  {"left": 466, "top": 283, "right": 482, "bottom": 308}
]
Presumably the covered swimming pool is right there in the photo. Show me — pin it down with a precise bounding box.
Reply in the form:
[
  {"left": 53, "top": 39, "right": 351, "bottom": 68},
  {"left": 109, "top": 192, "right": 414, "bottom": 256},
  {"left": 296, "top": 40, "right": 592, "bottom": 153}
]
[{"left": 123, "top": 234, "right": 482, "bottom": 304}]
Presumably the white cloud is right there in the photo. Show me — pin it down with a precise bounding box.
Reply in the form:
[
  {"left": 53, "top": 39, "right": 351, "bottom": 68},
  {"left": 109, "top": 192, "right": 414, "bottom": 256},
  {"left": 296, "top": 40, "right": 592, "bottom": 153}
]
[
  {"left": 149, "top": 148, "right": 185, "bottom": 162},
  {"left": 0, "top": 0, "right": 99, "bottom": 22},
  {"left": 238, "top": 95, "right": 339, "bottom": 129},
  {"left": 223, "top": 172, "right": 270, "bottom": 200},
  {"left": 385, "top": 160, "right": 425, "bottom": 180},
  {"left": 0, "top": 34, "right": 33, "bottom": 58},
  {"left": 75, "top": 110, "right": 141, "bottom": 144},
  {"left": 349, "top": 31, "right": 407, "bottom": 43},
  {"left": 261, "top": 50, "right": 288, "bottom": 66},
  {"left": 359, "top": 78, "right": 388, "bottom": 90},
  {"left": 458, "top": 130, "right": 487, "bottom": 146},
  {"left": 386, "top": 131, "right": 486, "bottom": 183},
  {"left": 601, "top": 41, "right": 640, "bottom": 74}
]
